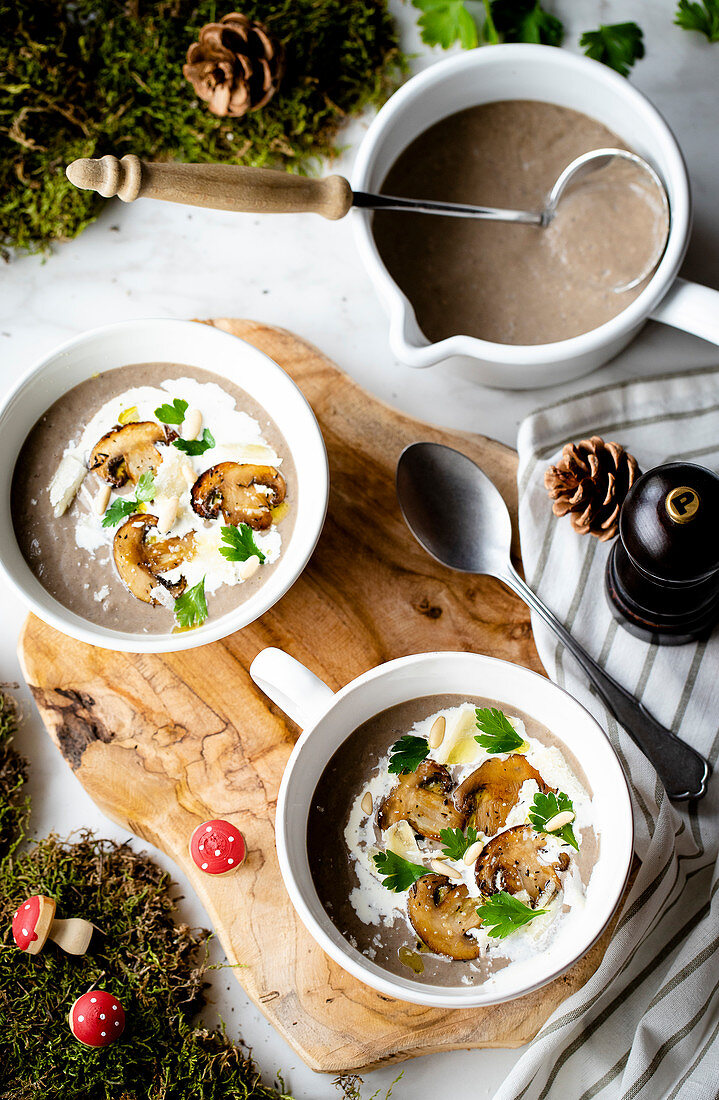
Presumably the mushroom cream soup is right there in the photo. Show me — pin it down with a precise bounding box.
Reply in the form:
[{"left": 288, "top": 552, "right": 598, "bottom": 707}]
[
  {"left": 372, "top": 100, "right": 668, "bottom": 346},
  {"left": 11, "top": 363, "right": 296, "bottom": 633},
  {"left": 307, "top": 695, "right": 598, "bottom": 988}
]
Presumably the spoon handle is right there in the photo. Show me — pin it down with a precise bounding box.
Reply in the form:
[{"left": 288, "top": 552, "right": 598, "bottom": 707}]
[{"left": 503, "top": 566, "right": 710, "bottom": 801}]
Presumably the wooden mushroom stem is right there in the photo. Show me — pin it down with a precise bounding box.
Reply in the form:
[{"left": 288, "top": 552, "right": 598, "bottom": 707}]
[{"left": 48, "top": 916, "right": 94, "bottom": 955}]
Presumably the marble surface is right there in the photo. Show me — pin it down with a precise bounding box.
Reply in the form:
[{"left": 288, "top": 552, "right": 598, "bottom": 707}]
[{"left": 1, "top": 2, "right": 717, "bottom": 1096}]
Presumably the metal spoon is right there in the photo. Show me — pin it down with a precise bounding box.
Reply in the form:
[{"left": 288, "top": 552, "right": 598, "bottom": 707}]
[{"left": 396, "top": 441, "right": 710, "bottom": 802}]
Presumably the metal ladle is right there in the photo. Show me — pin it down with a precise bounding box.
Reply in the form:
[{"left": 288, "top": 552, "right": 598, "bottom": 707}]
[
  {"left": 67, "top": 147, "right": 668, "bottom": 292},
  {"left": 396, "top": 441, "right": 710, "bottom": 802}
]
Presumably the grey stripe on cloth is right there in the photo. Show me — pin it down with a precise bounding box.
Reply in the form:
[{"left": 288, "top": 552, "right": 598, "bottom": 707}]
[{"left": 493, "top": 367, "right": 719, "bottom": 1100}]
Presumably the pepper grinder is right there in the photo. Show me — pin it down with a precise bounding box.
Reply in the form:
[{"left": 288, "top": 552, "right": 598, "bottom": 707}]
[{"left": 606, "top": 461, "right": 719, "bottom": 644}]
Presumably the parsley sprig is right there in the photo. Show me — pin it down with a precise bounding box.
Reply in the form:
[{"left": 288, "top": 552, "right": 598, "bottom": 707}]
[
  {"left": 492, "top": 0, "right": 564, "bottom": 45},
  {"left": 529, "top": 791, "right": 578, "bottom": 850},
  {"left": 173, "top": 577, "right": 208, "bottom": 629},
  {"left": 372, "top": 850, "right": 428, "bottom": 892},
  {"left": 412, "top": 0, "right": 479, "bottom": 49},
  {"left": 173, "top": 428, "right": 215, "bottom": 457},
  {"left": 154, "top": 397, "right": 188, "bottom": 425},
  {"left": 474, "top": 708, "right": 525, "bottom": 754},
  {"left": 439, "top": 825, "right": 480, "bottom": 861},
  {"left": 219, "top": 524, "right": 266, "bottom": 564},
  {"left": 476, "top": 891, "right": 546, "bottom": 939},
  {"left": 388, "top": 734, "right": 430, "bottom": 775},
  {"left": 101, "top": 471, "right": 156, "bottom": 527},
  {"left": 580, "top": 22, "right": 645, "bottom": 76},
  {"left": 675, "top": 0, "right": 719, "bottom": 41}
]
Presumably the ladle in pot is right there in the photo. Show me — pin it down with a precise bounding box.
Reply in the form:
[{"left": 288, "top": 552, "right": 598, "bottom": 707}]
[{"left": 67, "top": 147, "right": 669, "bottom": 293}]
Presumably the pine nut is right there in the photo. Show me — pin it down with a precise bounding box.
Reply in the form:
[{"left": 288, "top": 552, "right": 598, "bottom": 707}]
[
  {"left": 428, "top": 715, "right": 446, "bottom": 749},
  {"left": 431, "top": 859, "right": 462, "bottom": 881},
  {"left": 94, "top": 484, "right": 111, "bottom": 515},
  {"left": 183, "top": 408, "right": 202, "bottom": 441},
  {"left": 239, "top": 554, "right": 261, "bottom": 581},
  {"left": 155, "top": 496, "right": 178, "bottom": 534},
  {"left": 545, "top": 810, "right": 575, "bottom": 832},
  {"left": 463, "top": 840, "right": 484, "bottom": 866},
  {"left": 361, "top": 791, "right": 373, "bottom": 816}
]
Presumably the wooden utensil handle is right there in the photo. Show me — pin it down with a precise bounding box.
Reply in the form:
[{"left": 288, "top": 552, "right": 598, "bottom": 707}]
[{"left": 65, "top": 154, "right": 353, "bottom": 219}]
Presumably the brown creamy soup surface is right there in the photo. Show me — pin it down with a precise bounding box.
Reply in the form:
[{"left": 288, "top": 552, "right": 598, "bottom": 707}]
[
  {"left": 11, "top": 363, "right": 296, "bottom": 634},
  {"left": 372, "top": 100, "right": 668, "bottom": 346},
  {"left": 307, "top": 695, "right": 598, "bottom": 987}
]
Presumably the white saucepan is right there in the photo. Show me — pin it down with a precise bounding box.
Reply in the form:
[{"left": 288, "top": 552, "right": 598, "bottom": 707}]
[{"left": 351, "top": 44, "right": 719, "bottom": 388}]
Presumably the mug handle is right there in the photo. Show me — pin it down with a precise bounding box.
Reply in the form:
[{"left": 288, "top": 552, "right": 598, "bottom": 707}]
[
  {"left": 651, "top": 277, "right": 719, "bottom": 345},
  {"left": 250, "top": 647, "right": 335, "bottom": 730}
]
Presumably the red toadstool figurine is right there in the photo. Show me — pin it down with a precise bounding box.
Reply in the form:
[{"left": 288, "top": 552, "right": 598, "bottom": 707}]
[
  {"left": 189, "top": 819, "right": 246, "bottom": 875},
  {"left": 69, "top": 989, "right": 126, "bottom": 1047},
  {"left": 12, "top": 895, "right": 93, "bottom": 956}
]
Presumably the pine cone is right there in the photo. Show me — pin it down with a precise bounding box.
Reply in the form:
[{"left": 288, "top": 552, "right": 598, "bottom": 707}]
[
  {"left": 183, "top": 13, "right": 284, "bottom": 118},
  {"left": 544, "top": 436, "right": 640, "bottom": 541}
]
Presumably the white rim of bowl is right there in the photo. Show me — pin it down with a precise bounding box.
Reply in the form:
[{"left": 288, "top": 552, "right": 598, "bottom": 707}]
[
  {"left": 351, "top": 44, "right": 691, "bottom": 369},
  {"left": 276, "top": 650, "right": 634, "bottom": 1008},
  {"left": 0, "top": 318, "right": 329, "bottom": 652}
]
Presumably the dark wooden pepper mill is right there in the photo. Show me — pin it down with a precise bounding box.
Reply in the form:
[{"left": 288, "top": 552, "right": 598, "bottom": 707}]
[{"left": 606, "top": 461, "right": 719, "bottom": 644}]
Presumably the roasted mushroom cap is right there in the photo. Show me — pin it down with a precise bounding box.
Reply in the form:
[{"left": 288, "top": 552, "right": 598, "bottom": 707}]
[
  {"left": 407, "top": 874, "right": 482, "bottom": 960},
  {"left": 113, "top": 514, "right": 194, "bottom": 604},
  {"left": 475, "top": 825, "right": 570, "bottom": 904},
  {"left": 191, "top": 462, "right": 286, "bottom": 530},
  {"left": 453, "top": 755, "right": 552, "bottom": 836},
  {"left": 89, "top": 422, "right": 167, "bottom": 487},
  {"left": 377, "top": 760, "right": 466, "bottom": 841}
]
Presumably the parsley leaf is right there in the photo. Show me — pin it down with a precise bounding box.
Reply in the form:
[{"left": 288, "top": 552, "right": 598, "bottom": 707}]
[
  {"left": 135, "top": 471, "right": 156, "bottom": 503},
  {"left": 154, "top": 398, "right": 188, "bottom": 425},
  {"left": 529, "top": 791, "right": 578, "bottom": 850},
  {"left": 372, "top": 850, "right": 428, "bottom": 892},
  {"left": 388, "top": 734, "right": 430, "bottom": 775},
  {"left": 219, "top": 524, "right": 266, "bottom": 564},
  {"left": 101, "top": 472, "right": 156, "bottom": 527},
  {"left": 476, "top": 891, "right": 546, "bottom": 938},
  {"left": 173, "top": 428, "right": 215, "bottom": 457},
  {"left": 675, "top": 0, "right": 719, "bottom": 41},
  {"left": 440, "top": 825, "right": 480, "bottom": 860},
  {"left": 411, "top": 0, "right": 479, "bottom": 49},
  {"left": 580, "top": 22, "right": 645, "bottom": 77},
  {"left": 173, "top": 577, "right": 208, "bottom": 629},
  {"left": 474, "top": 708, "right": 525, "bottom": 754},
  {"left": 102, "top": 497, "right": 138, "bottom": 528},
  {"left": 491, "top": 0, "right": 564, "bottom": 46}
]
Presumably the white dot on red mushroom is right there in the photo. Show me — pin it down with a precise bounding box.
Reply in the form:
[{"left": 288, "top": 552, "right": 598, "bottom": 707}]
[
  {"left": 215, "top": 849, "right": 221, "bottom": 856},
  {"left": 115, "top": 1021, "right": 120, "bottom": 1026},
  {"left": 100, "top": 1013, "right": 106, "bottom": 1020},
  {"left": 101, "top": 1031, "right": 106, "bottom": 1037},
  {"left": 91, "top": 997, "right": 97, "bottom": 1003},
  {"left": 24, "top": 903, "right": 30, "bottom": 910},
  {"left": 228, "top": 836, "right": 235, "bottom": 842},
  {"left": 228, "top": 858, "right": 234, "bottom": 865},
  {"left": 22, "top": 927, "right": 28, "bottom": 936},
  {"left": 202, "top": 862, "right": 208, "bottom": 869},
  {"left": 112, "top": 1005, "right": 117, "bottom": 1011},
  {"left": 205, "top": 826, "right": 212, "bottom": 832},
  {"left": 78, "top": 1015, "right": 85, "bottom": 1022}
]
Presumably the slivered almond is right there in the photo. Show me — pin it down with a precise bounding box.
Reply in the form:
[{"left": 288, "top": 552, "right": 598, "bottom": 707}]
[
  {"left": 155, "top": 495, "right": 179, "bottom": 535},
  {"left": 361, "top": 791, "right": 373, "bottom": 816},
  {"left": 183, "top": 408, "right": 203, "bottom": 441},
  {"left": 239, "top": 554, "right": 261, "bottom": 581},
  {"left": 95, "top": 484, "right": 111, "bottom": 515},
  {"left": 428, "top": 715, "right": 446, "bottom": 749},
  {"left": 463, "top": 840, "right": 484, "bottom": 866},
  {"left": 431, "top": 858, "right": 462, "bottom": 881},
  {"left": 544, "top": 810, "right": 575, "bottom": 832}
]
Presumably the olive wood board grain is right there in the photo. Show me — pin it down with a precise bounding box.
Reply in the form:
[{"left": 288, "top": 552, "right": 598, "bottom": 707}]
[{"left": 19, "top": 319, "right": 624, "bottom": 1075}]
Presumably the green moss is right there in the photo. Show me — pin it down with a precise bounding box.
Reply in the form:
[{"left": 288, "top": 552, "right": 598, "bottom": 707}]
[
  {"left": 0, "top": 689, "right": 292, "bottom": 1099},
  {"left": 0, "top": 0, "right": 406, "bottom": 257}
]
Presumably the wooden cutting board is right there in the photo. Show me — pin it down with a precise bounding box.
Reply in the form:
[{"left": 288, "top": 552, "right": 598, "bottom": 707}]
[{"left": 19, "top": 320, "right": 614, "bottom": 1075}]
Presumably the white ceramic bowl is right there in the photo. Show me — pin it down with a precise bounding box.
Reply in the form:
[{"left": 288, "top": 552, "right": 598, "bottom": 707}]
[
  {"left": 352, "top": 44, "right": 719, "bottom": 389},
  {"left": 0, "top": 319, "right": 328, "bottom": 651},
  {"left": 251, "top": 647, "right": 634, "bottom": 1008}
]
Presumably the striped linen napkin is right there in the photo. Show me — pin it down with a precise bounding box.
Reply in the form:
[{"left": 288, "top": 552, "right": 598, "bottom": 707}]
[{"left": 496, "top": 366, "right": 719, "bottom": 1100}]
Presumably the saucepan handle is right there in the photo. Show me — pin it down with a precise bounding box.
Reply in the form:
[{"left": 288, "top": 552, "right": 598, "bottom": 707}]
[
  {"left": 651, "top": 277, "right": 719, "bottom": 345},
  {"left": 250, "top": 647, "right": 335, "bottom": 730}
]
